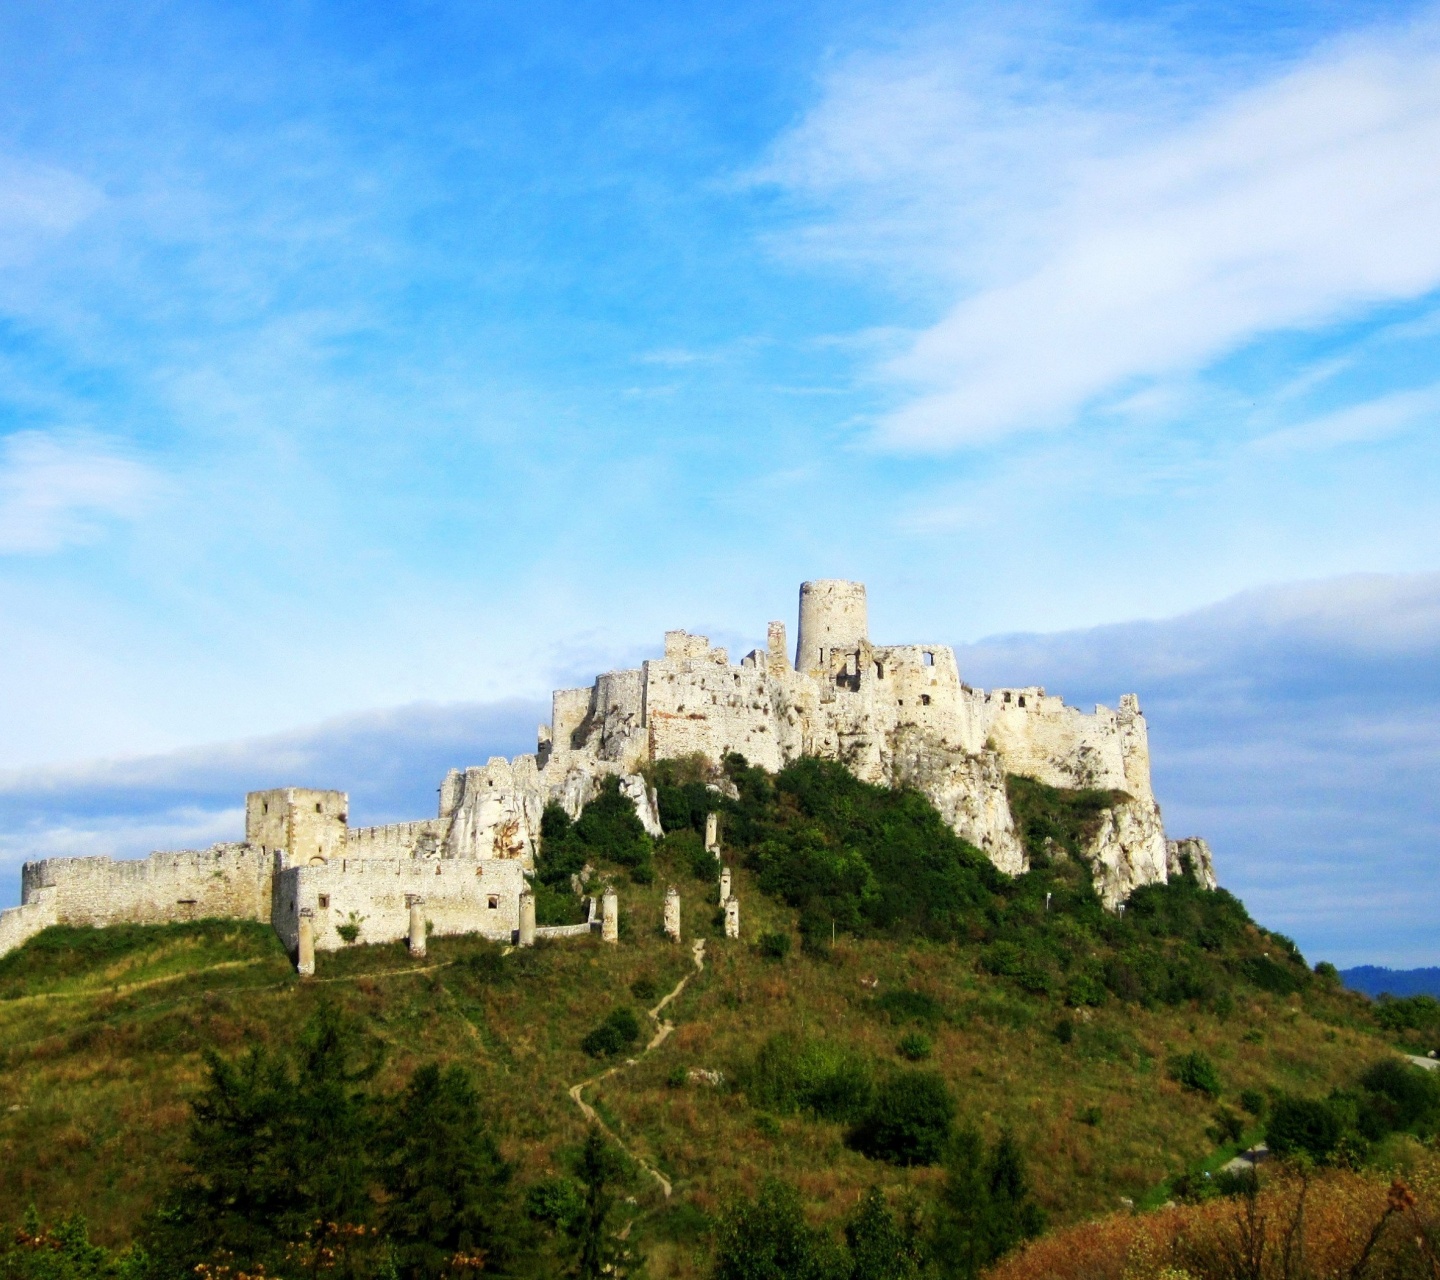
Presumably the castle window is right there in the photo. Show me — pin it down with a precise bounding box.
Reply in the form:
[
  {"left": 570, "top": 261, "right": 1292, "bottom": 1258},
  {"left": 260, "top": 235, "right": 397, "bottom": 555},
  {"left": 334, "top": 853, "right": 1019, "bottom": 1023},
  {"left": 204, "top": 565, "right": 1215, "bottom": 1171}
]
[
  {"left": 315, "top": 802, "right": 322, "bottom": 812},
  {"left": 923, "top": 651, "right": 934, "bottom": 666},
  {"left": 318, "top": 895, "right": 330, "bottom": 909},
  {"left": 262, "top": 802, "right": 268, "bottom": 815},
  {"left": 921, "top": 695, "right": 931, "bottom": 706},
  {"left": 487, "top": 895, "right": 500, "bottom": 909},
  {"left": 1018, "top": 696, "right": 1026, "bottom": 707},
  {"left": 1003, "top": 691, "right": 1011, "bottom": 703},
  {"left": 875, "top": 662, "right": 884, "bottom": 679}
]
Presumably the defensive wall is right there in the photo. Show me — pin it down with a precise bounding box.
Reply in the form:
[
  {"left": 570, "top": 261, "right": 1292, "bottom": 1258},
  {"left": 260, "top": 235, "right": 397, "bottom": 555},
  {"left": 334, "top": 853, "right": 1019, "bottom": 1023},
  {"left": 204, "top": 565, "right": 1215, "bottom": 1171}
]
[{"left": 272, "top": 856, "right": 526, "bottom": 956}]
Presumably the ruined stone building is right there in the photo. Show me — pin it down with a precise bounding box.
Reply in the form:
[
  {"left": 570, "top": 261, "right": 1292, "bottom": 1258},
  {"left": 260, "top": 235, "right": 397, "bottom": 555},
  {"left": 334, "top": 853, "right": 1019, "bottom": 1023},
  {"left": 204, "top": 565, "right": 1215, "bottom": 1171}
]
[{"left": 0, "top": 580, "right": 1215, "bottom": 963}]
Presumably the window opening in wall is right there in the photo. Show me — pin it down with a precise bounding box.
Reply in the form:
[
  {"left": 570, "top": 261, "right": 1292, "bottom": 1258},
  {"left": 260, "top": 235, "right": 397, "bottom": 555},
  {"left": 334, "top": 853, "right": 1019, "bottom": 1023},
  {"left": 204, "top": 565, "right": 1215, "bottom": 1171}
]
[
  {"left": 262, "top": 802, "right": 268, "bottom": 815},
  {"left": 487, "top": 895, "right": 500, "bottom": 909},
  {"left": 1018, "top": 696, "right": 1026, "bottom": 707},
  {"left": 875, "top": 662, "right": 884, "bottom": 679},
  {"left": 923, "top": 651, "right": 934, "bottom": 666},
  {"left": 921, "top": 694, "right": 931, "bottom": 706},
  {"left": 1003, "top": 691, "right": 1011, "bottom": 703},
  {"left": 318, "top": 895, "right": 330, "bottom": 909}
]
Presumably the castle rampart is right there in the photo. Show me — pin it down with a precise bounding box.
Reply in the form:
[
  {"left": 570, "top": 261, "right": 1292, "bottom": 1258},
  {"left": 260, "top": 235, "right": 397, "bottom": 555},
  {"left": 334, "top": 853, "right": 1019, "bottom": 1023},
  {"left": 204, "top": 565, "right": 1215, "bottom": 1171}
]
[{"left": 272, "top": 856, "right": 526, "bottom": 956}]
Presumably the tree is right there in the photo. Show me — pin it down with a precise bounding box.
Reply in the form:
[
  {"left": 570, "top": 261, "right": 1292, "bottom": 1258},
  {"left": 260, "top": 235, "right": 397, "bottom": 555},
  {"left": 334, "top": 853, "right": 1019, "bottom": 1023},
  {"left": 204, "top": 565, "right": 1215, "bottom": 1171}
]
[
  {"left": 712, "top": 1179, "right": 844, "bottom": 1280},
  {"left": 140, "top": 1003, "right": 381, "bottom": 1277},
  {"left": 572, "top": 1129, "right": 640, "bottom": 1280},
  {"left": 843, "top": 1189, "right": 922, "bottom": 1280},
  {"left": 930, "top": 1128, "right": 1044, "bottom": 1280},
  {"left": 379, "top": 1064, "right": 514, "bottom": 1280},
  {"left": 1267, "top": 1095, "right": 1343, "bottom": 1162}
]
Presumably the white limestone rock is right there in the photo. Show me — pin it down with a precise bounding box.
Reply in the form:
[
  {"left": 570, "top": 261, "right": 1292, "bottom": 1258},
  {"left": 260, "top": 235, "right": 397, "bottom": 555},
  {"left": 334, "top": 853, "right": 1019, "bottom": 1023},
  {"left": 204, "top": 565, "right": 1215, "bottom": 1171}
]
[{"left": 1166, "top": 837, "right": 1218, "bottom": 890}]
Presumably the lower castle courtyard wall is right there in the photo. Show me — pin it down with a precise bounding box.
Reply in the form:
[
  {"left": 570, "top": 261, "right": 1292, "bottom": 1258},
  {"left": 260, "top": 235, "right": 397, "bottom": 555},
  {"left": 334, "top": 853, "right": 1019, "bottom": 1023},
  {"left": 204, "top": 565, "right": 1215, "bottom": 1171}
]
[{"left": 272, "top": 857, "right": 525, "bottom": 955}]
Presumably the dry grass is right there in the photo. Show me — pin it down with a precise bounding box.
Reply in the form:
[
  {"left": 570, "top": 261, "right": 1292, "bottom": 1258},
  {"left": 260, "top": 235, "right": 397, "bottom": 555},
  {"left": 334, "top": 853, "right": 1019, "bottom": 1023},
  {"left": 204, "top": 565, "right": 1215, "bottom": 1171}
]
[{"left": 987, "top": 1147, "right": 1440, "bottom": 1280}]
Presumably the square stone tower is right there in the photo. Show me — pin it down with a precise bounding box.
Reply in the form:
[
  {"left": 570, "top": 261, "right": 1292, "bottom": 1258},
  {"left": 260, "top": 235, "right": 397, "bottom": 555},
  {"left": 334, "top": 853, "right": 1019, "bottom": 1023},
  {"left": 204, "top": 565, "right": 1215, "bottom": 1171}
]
[{"left": 246, "top": 788, "right": 349, "bottom": 866}]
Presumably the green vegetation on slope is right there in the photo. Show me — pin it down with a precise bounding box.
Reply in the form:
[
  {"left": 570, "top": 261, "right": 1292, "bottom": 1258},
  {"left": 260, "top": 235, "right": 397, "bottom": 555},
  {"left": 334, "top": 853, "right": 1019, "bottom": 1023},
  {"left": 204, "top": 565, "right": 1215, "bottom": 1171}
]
[{"left": 0, "top": 755, "right": 1424, "bottom": 1279}]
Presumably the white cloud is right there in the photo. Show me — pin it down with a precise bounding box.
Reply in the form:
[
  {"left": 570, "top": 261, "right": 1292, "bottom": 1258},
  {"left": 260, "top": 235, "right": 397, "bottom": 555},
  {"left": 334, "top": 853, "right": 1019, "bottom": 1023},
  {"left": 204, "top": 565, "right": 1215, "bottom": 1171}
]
[
  {"left": 0, "top": 430, "right": 157, "bottom": 553},
  {"left": 0, "top": 157, "right": 103, "bottom": 266},
  {"left": 761, "top": 18, "right": 1440, "bottom": 449}
]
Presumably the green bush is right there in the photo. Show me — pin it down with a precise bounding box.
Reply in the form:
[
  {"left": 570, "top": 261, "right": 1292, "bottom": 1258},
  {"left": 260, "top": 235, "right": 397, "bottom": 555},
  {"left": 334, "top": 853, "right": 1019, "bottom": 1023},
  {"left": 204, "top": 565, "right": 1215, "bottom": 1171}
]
[
  {"left": 896, "top": 1032, "right": 932, "bottom": 1062},
  {"left": 875, "top": 989, "right": 943, "bottom": 1028},
  {"left": 581, "top": 1006, "right": 643, "bottom": 1059},
  {"left": 758, "top": 932, "right": 792, "bottom": 961},
  {"left": 1239, "top": 1088, "right": 1268, "bottom": 1118},
  {"left": 1357, "top": 1058, "right": 1440, "bottom": 1136},
  {"left": 524, "top": 1176, "right": 584, "bottom": 1233},
  {"left": 747, "top": 1034, "right": 874, "bottom": 1123},
  {"left": 629, "top": 975, "right": 659, "bottom": 1002},
  {"left": 1267, "top": 1094, "right": 1343, "bottom": 1161},
  {"left": 711, "top": 1179, "right": 844, "bottom": 1280},
  {"left": 1168, "top": 1051, "right": 1222, "bottom": 1099},
  {"left": 849, "top": 1070, "right": 955, "bottom": 1166}
]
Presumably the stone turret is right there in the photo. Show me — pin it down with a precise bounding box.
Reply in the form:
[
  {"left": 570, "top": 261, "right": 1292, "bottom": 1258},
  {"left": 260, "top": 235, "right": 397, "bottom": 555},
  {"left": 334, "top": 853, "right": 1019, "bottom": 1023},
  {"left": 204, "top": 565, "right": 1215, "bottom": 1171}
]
[
  {"left": 518, "top": 889, "right": 536, "bottom": 946},
  {"left": 724, "top": 895, "right": 740, "bottom": 939},
  {"left": 795, "top": 579, "right": 868, "bottom": 675},
  {"left": 601, "top": 888, "right": 619, "bottom": 943},
  {"left": 297, "top": 908, "right": 315, "bottom": 976},
  {"left": 663, "top": 886, "right": 681, "bottom": 942},
  {"left": 719, "top": 866, "right": 731, "bottom": 906}
]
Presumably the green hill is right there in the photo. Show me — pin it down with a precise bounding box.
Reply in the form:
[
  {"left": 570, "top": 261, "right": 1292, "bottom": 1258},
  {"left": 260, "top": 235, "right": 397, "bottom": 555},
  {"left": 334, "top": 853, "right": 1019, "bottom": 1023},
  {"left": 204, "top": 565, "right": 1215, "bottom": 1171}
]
[{"left": 0, "top": 758, "right": 1423, "bottom": 1279}]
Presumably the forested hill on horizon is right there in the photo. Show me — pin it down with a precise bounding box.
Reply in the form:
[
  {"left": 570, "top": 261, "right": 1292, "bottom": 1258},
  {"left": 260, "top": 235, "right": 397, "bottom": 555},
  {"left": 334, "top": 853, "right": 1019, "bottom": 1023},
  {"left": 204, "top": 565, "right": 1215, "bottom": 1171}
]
[{"left": 1343, "top": 967, "right": 1440, "bottom": 1000}]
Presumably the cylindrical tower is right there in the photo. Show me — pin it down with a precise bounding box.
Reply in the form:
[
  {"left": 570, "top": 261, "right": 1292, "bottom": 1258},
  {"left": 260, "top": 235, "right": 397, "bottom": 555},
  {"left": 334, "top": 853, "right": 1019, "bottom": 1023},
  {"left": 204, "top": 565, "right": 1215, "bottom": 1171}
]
[{"left": 795, "top": 580, "right": 868, "bottom": 674}]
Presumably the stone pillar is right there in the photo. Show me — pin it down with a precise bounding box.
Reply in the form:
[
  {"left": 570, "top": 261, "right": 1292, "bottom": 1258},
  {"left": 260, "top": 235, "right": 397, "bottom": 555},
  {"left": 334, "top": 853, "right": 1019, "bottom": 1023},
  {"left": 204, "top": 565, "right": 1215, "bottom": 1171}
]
[
  {"left": 297, "top": 908, "right": 315, "bottom": 977},
  {"left": 518, "top": 889, "right": 537, "bottom": 947},
  {"left": 407, "top": 894, "right": 426, "bottom": 958},
  {"left": 601, "top": 888, "right": 618, "bottom": 943},
  {"left": 724, "top": 895, "right": 740, "bottom": 939},
  {"left": 705, "top": 813, "right": 719, "bottom": 857},
  {"left": 663, "top": 885, "right": 681, "bottom": 942},
  {"left": 719, "top": 866, "right": 731, "bottom": 906}
]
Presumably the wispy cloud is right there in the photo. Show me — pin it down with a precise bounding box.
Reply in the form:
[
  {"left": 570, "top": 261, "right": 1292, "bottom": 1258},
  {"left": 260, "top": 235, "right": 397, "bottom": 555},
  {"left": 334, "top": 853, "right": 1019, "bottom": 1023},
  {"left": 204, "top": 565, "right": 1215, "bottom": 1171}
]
[
  {"left": 0, "top": 430, "right": 157, "bottom": 553},
  {"left": 762, "top": 16, "right": 1440, "bottom": 449},
  {"left": 0, "top": 156, "right": 103, "bottom": 264}
]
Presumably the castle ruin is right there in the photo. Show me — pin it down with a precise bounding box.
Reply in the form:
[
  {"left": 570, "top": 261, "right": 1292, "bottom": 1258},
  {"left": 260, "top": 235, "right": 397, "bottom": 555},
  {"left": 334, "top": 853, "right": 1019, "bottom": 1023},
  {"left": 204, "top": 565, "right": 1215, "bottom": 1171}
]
[{"left": 0, "top": 580, "right": 1216, "bottom": 965}]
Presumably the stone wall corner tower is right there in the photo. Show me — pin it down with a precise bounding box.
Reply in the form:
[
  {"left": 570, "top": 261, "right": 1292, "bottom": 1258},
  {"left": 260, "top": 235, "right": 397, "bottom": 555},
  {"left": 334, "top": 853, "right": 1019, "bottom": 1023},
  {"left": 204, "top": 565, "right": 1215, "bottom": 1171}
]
[{"left": 795, "top": 579, "right": 869, "bottom": 675}]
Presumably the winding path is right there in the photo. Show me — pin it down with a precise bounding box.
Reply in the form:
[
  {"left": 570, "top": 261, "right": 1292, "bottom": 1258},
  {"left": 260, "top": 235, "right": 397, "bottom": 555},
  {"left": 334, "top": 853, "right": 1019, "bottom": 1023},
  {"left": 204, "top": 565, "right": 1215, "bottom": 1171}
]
[{"left": 566, "top": 938, "right": 706, "bottom": 1199}]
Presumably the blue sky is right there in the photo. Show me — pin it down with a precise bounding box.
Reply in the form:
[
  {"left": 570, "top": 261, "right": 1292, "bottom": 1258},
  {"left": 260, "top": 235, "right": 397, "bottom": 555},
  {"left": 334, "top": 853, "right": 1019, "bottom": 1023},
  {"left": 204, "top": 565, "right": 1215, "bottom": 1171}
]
[{"left": 1, "top": 1, "right": 1438, "bottom": 965}]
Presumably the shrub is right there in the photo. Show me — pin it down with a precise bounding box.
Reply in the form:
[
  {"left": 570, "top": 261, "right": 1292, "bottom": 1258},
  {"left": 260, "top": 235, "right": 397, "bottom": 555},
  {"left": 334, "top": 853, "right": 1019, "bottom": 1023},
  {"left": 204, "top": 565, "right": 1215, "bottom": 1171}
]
[
  {"left": 575, "top": 777, "right": 653, "bottom": 869},
  {"left": 629, "top": 975, "right": 659, "bottom": 1003},
  {"left": 758, "top": 931, "right": 792, "bottom": 961},
  {"left": 659, "top": 829, "right": 717, "bottom": 884},
  {"left": 524, "top": 1176, "right": 584, "bottom": 1232},
  {"left": 1239, "top": 1088, "right": 1268, "bottom": 1118},
  {"left": 1168, "top": 1050, "right": 1222, "bottom": 1099},
  {"left": 582, "top": 1006, "right": 643, "bottom": 1059},
  {"left": 849, "top": 1070, "right": 955, "bottom": 1166},
  {"left": 875, "top": 989, "right": 943, "bottom": 1028},
  {"left": 1267, "top": 1095, "right": 1343, "bottom": 1161},
  {"left": 747, "top": 1033, "right": 873, "bottom": 1123},
  {"left": 896, "top": 1032, "right": 932, "bottom": 1061},
  {"left": 1357, "top": 1058, "right": 1440, "bottom": 1135},
  {"left": 712, "top": 1178, "right": 844, "bottom": 1280},
  {"left": 1210, "top": 1107, "right": 1245, "bottom": 1146},
  {"left": 1053, "top": 1018, "right": 1074, "bottom": 1045}
]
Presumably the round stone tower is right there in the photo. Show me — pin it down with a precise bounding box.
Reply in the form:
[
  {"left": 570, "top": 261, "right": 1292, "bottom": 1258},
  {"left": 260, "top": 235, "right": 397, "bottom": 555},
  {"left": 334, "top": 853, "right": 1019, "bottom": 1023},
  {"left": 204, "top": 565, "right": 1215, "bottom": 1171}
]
[{"left": 795, "top": 580, "right": 868, "bottom": 675}]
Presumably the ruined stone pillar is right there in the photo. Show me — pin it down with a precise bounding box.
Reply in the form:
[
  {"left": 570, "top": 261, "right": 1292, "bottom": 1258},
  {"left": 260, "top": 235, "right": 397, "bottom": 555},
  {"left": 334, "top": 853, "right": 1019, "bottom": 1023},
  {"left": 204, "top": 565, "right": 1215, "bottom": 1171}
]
[
  {"left": 719, "top": 866, "right": 731, "bottom": 906},
  {"left": 724, "top": 895, "right": 740, "bottom": 939},
  {"left": 297, "top": 908, "right": 315, "bottom": 977},
  {"left": 518, "top": 889, "right": 536, "bottom": 947},
  {"left": 407, "top": 894, "right": 426, "bottom": 958},
  {"left": 601, "top": 888, "right": 618, "bottom": 943},
  {"left": 663, "top": 885, "right": 681, "bottom": 942},
  {"left": 705, "top": 813, "right": 719, "bottom": 857}
]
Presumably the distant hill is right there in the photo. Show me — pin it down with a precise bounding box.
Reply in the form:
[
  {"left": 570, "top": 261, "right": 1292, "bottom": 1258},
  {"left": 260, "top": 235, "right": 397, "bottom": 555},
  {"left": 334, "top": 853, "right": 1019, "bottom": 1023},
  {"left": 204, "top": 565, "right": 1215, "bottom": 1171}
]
[{"left": 1341, "top": 965, "right": 1440, "bottom": 999}]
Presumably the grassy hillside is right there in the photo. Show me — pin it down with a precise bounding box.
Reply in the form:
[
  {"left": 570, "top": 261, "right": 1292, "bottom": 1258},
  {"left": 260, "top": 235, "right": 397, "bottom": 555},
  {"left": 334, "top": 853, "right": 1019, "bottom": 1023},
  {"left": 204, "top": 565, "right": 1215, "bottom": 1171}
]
[{"left": 0, "top": 760, "right": 1421, "bottom": 1278}]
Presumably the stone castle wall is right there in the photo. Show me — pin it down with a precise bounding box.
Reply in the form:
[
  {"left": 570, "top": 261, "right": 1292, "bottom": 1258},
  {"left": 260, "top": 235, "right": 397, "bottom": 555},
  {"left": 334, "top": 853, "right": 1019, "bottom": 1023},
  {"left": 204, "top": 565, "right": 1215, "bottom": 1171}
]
[
  {"left": 18, "top": 844, "right": 275, "bottom": 932},
  {"left": 272, "top": 857, "right": 526, "bottom": 955}
]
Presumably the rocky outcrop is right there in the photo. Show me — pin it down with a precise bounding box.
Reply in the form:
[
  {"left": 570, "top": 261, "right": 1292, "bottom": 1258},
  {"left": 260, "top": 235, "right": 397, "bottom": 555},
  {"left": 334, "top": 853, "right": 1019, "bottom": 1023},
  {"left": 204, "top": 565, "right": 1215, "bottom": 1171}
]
[
  {"left": 1082, "top": 797, "right": 1171, "bottom": 910},
  {"left": 1167, "top": 837, "right": 1219, "bottom": 890}
]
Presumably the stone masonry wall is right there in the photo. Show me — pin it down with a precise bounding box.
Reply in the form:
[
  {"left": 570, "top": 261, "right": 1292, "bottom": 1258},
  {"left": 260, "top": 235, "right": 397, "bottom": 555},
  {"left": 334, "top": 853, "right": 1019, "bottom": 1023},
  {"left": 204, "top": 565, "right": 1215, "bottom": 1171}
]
[
  {"left": 272, "top": 857, "right": 525, "bottom": 954},
  {"left": 20, "top": 844, "right": 275, "bottom": 930}
]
